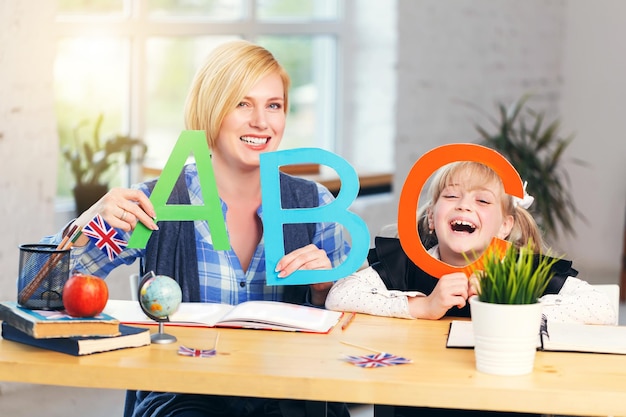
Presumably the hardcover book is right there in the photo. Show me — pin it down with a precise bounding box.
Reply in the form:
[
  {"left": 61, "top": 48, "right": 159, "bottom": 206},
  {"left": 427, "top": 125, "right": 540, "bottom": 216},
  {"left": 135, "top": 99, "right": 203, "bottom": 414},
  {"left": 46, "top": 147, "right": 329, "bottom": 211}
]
[
  {"left": 104, "top": 299, "right": 343, "bottom": 334},
  {"left": 0, "top": 301, "right": 120, "bottom": 339},
  {"left": 1, "top": 322, "right": 150, "bottom": 356}
]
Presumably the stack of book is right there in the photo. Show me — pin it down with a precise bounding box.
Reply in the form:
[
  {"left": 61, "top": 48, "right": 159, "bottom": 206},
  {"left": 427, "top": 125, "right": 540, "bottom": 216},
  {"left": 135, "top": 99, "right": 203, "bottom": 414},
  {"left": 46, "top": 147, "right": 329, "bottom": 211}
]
[{"left": 0, "top": 301, "right": 150, "bottom": 356}]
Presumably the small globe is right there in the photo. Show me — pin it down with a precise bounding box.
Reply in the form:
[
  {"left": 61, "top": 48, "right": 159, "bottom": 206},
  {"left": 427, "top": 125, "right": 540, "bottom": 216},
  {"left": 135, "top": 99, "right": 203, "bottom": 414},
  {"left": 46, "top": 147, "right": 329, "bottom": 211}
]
[{"left": 138, "top": 274, "right": 182, "bottom": 321}]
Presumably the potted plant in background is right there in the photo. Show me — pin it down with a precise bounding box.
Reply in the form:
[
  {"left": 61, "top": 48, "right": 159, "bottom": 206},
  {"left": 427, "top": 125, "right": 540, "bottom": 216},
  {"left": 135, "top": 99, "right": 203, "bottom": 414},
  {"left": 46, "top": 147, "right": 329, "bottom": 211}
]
[
  {"left": 468, "top": 241, "right": 559, "bottom": 376},
  {"left": 470, "top": 94, "right": 587, "bottom": 241},
  {"left": 62, "top": 114, "right": 147, "bottom": 215}
]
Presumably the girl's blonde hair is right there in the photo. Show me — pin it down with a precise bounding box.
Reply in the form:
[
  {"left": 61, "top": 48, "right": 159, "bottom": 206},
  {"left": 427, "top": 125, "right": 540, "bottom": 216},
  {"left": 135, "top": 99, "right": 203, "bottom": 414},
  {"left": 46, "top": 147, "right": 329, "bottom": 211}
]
[
  {"left": 184, "top": 40, "right": 291, "bottom": 149},
  {"left": 417, "top": 161, "right": 545, "bottom": 252}
]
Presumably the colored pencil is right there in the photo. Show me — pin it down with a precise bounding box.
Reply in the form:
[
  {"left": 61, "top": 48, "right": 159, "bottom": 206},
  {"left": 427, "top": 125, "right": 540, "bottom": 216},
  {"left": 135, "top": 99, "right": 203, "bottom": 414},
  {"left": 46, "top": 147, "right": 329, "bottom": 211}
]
[{"left": 341, "top": 312, "right": 356, "bottom": 331}]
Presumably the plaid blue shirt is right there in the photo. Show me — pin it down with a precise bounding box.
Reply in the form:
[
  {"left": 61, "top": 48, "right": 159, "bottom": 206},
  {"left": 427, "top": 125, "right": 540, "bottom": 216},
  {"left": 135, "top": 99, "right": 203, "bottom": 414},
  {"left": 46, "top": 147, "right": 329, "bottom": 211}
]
[{"left": 43, "top": 164, "right": 350, "bottom": 304}]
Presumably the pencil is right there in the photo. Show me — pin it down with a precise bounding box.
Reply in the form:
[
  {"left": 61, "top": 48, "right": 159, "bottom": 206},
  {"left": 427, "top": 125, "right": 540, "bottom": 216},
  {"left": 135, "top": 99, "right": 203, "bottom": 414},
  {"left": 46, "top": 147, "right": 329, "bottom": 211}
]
[
  {"left": 341, "top": 312, "right": 356, "bottom": 331},
  {"left": 340, "top": 340, "right": 380, "bottom": 353},
  {"left": 213, "top": 332, "right": 220, "bottom": 350}
]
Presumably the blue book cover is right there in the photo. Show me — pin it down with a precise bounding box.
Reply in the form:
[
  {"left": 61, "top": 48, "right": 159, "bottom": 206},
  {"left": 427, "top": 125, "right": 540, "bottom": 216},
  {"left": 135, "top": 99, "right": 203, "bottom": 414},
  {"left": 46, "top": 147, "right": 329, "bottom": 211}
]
[
  {"left": 1, "top": 322, "right": 150, "bottom": 356},
  {"left": 0, "top": 301, "right": 120, "bottom": 339}
]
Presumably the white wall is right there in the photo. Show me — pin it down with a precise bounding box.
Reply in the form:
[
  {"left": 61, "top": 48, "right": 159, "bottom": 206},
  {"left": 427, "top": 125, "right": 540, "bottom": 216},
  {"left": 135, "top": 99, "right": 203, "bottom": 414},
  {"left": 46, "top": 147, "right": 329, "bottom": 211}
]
[
  {"left": 557, "top": 0, "right": 626, "bottom": 281},
  {"left": 393, "top": 0, "right": 625, "bottom": 284},
  {"left": 0, "top": 1, "right": 58, "bottom": 303},
  {"left": 395, "top": 0, "right": 565, "bottom": 191},
  {"left": 0, "top": 0, "right": 58, "bottom": 395}
]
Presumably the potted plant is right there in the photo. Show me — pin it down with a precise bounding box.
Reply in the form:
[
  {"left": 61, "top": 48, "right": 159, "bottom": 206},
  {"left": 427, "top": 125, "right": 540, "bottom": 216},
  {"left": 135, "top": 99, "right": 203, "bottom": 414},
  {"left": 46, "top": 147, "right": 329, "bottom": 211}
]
[
  {"left": 468, "top": 241, "right": 559, "bottom": 376},
  {"left": 470, "top": 94, "right": 587, "bottom": 241},
  {"left": 62, "top": 114, "right": 147, "bottom": 215}
]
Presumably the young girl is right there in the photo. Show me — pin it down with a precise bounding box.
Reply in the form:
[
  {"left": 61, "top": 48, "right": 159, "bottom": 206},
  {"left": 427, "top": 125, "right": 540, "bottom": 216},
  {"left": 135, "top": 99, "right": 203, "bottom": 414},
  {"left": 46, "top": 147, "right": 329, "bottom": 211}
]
[{"left": 325, "top": 160, "right": 616, "bottom": 325}]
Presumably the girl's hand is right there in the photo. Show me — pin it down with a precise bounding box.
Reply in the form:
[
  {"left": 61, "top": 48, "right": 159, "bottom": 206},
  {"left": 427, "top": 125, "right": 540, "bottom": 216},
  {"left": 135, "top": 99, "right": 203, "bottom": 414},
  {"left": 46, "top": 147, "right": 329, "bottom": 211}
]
[
  {"left": 71, "top": 187, "right": 158, "bottom": 246},
  {"left": 275, "top": 244, "right": 334, "bottom": 306},
  {"left": 468, "top": 272, "right": 481, "bottom": 298},
  {"left": 408, "top": 272, "right": 471, "bottom": 319}
]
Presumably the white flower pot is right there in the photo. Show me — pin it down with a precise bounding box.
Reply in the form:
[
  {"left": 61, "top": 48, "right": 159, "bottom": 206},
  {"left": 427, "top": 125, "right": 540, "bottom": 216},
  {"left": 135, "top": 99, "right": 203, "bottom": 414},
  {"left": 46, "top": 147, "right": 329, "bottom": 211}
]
[{"left": 469, "top": 296, "right": 543, "bottom": 376}]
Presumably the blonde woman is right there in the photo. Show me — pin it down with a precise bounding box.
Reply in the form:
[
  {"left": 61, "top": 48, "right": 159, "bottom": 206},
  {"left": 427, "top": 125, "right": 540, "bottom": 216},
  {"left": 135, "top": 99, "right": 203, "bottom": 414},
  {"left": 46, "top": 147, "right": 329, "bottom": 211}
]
[{"left": 43, "top": 40, "right": 351, "bottom": 417}]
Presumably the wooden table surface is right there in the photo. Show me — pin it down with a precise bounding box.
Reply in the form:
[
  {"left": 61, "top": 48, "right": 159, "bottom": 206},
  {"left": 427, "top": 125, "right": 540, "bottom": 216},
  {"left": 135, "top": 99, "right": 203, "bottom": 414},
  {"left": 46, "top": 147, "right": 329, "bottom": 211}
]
[{"left": 1, "top": 313, "right": 626, "bottom": 416}]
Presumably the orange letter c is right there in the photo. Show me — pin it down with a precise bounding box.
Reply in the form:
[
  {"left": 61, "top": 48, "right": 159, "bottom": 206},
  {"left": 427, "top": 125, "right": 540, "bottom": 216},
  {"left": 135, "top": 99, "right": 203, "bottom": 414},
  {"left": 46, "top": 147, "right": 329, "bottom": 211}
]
[{"left": 397, "top": 143, "right": 524, "bottom": 277}]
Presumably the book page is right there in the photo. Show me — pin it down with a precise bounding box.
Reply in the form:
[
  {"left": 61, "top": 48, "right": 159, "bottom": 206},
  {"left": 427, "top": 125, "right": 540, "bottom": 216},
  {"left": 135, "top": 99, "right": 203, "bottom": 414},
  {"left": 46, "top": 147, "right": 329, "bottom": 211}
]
[
  {"left": 103, "top": 300, "right": 234, "bottom": 327},
  {"left": 447, "top": 320, "right": 542, "bottom": 349},
  {"left": 447, "top": 319, "right": 626, "bottom": 355},
  {"left": 216, "top": 300, "right": 342, "bottom": 332},
  {"left": 446, "top": 321, "right": 475, "bottom": 348},
  {"left": 169, "top": 303, "right": 234, "bottom": 326},
  {"left": 541, "top": 322, "right": 626, "bottom": 354},
  {"left": 104, "top": 300, "right": 342, "bottom": 332}
]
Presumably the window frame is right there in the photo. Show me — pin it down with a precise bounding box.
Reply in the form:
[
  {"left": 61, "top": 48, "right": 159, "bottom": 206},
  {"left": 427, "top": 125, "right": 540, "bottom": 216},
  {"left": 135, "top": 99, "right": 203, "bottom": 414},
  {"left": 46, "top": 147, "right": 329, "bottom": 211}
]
[{"left": 55, "top": 0, "right": 347, "bottom": 186}]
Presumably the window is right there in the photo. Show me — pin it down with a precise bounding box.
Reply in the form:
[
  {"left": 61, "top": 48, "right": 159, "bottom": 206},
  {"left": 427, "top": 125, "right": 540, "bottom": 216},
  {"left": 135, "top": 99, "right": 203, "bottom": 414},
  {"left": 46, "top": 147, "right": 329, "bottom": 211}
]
[{"left": 54, "top": 0, "right": 343, "bottom": 199}]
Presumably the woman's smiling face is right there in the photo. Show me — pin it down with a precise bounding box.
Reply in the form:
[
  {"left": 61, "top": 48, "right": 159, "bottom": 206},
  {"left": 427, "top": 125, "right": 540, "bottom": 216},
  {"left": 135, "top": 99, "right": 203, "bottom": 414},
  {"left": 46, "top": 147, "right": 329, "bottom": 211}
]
[
  {"left": 214, "top": 72, "right": 286, "bottom": 170},
  {"left": 429, "top": 167, "right": 514, "bottom": 267}
]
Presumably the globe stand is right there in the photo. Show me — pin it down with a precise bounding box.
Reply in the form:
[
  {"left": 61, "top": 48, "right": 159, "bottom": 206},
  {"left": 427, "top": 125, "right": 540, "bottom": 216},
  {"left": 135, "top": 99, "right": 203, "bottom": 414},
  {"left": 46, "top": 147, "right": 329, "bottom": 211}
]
[
  {"left": 137, "top": 271, "right": 183, "bottom": 346},
  {"left": 151, "top": 321, "right": 177, "bottom": 344}
]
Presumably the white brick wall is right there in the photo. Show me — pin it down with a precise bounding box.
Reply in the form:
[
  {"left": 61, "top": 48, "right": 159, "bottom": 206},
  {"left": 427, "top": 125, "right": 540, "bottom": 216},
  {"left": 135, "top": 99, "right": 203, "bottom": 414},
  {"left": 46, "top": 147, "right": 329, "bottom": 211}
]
[
  {"left": 0, "top": 0, "right": 58, "bottom": 396},
  {"left": 395, "top": 0, "right": 565, "bottom": 195},
  {"left": 0, "top": 1, "right": 58, "bottom": 301},
  {"left": 558, "top": 0, "right": 626, "bottom": 281},
  {"left": 394, "top": 0, "right": 626, "bottom": 283}
]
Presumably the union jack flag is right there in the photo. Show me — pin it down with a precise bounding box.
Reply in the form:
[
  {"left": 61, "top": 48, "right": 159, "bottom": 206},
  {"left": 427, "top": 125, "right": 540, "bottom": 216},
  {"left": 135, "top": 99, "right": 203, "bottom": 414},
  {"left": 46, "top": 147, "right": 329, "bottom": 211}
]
[
  {"left": 178, "top": 345, "right": 217, "bottom": 358},
  {"left": 82, "top": 214, "right": 128, "bottom": 261},
  {"left": 344, "top": 352, "right": 412, "bottom": 368}
]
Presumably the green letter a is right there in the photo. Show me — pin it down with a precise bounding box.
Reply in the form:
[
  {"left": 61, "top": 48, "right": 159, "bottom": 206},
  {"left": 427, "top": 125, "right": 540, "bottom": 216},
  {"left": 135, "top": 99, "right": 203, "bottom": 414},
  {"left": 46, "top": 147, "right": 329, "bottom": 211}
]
[{"left": 127, "top": 130, "right": 230, "bottom": 250}]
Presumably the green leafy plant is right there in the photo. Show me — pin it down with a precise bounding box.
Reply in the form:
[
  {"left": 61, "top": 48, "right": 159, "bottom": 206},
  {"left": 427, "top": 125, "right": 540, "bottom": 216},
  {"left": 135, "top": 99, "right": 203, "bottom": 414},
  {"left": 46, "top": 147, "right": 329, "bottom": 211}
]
[
  {"left": 471, "top": 94, "right": 587, "bottom": 240},
  {"left": 62, "top": 113, "right": 147, "bottom": 188},
  {"left": 471, "top": 242, "right": 559, "bottom": 305}
]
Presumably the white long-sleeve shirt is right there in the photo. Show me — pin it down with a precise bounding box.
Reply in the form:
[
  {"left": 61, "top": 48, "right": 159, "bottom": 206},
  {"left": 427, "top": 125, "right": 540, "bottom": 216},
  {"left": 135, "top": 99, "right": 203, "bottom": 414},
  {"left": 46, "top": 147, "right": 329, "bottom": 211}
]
[{"left": 325, "top": 248, "right": 617, "bottom": 325}]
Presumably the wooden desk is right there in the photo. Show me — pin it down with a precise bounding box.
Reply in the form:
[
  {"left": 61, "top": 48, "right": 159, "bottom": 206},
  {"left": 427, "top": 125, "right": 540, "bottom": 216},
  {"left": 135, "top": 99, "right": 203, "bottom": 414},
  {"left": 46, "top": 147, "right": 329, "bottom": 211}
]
[{"left": 1, "top": 314, "right": 626, "bottom": 416}]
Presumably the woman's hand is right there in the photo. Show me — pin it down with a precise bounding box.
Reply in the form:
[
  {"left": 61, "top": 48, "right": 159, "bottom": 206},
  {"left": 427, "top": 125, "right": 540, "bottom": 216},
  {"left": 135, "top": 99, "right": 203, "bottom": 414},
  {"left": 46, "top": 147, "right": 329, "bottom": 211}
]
[
  {"left": 275, "top": 244, "right": 334, "bottom": 306},
  {"left": 71, "top": 187, "right": 158, "bottom": 246},
  {"left": 408, "top": 272, "right": 471, "bottom": 319}
]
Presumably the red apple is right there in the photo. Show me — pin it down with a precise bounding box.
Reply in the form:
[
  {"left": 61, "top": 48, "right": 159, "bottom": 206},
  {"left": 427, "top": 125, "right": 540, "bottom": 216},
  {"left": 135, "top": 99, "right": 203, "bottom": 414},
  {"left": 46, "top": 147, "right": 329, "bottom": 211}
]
[{"left": 62, "top": 273, "right": 109, "bottom": 318}]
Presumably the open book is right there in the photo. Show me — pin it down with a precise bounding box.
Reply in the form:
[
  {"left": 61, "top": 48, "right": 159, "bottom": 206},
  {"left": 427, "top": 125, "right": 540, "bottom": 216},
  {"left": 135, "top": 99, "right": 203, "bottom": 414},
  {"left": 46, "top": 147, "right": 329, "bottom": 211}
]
[
  {"left": 104, "top": 299, "right": 343, "bottom": 334},
  {"left": 446, "top": 318, "right": 626, "bottom": 355}
]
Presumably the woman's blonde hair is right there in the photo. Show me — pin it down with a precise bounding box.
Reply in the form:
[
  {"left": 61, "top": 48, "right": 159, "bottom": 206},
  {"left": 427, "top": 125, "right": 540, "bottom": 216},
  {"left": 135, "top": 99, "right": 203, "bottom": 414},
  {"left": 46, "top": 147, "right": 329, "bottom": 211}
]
[
  {"left": 184, "top": 40, "right": 291, "bottom": 149},
  {"left": 417, "top": 161, "right": 546, "bottom": 252}
]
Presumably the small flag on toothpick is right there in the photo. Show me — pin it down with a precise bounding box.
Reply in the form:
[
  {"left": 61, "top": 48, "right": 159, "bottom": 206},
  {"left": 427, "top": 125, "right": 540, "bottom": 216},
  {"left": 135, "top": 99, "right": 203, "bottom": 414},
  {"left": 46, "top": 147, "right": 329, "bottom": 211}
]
[
  {"left": 178, "top": 333, "right": 219, "bottom": 358},
  {"left": 340, "top": 341, "right": 412, "bottom": 368},
  {"left": 177, "top": 346, "right": 217, "bottom": 358},
  {"left": 344, "top": 352, "right": 412, "bottom": 368},
  {"left": 82, "top": 214, "right": 128, "bottom": 261}
]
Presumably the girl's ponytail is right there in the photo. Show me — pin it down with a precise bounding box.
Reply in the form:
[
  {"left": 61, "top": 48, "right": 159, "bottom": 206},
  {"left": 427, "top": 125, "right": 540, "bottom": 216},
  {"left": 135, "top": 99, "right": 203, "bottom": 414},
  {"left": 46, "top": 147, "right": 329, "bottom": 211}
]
[{"left": 507, "top": 206, "right": 546, "bottom": 252}]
